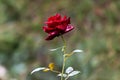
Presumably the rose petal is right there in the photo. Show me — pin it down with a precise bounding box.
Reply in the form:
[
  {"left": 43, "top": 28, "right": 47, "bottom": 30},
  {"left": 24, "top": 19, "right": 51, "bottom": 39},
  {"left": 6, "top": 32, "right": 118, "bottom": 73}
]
[
  {"left": 43, "top": 26, "right": 55, "bottom": 33},
  {"left": 45, "top": 21, "right": 58, "bottom": 27},
  {"left": 65, "top": 17, "right": 70, "bottom": 24},
  {"left": 63, "top": 16, "right": 67, "bottom": 20},
  {"left": 56, "top": 25, "right": 67, "bottom": 31},
  {"left": 45, "top": 31, "right": 59, "bottom": 40},
  {"left": 65, "top": 25, "right": 74, "bottom": 32},
  {"left": 55, "top": 13, "right": 61, "bottom": 20}
]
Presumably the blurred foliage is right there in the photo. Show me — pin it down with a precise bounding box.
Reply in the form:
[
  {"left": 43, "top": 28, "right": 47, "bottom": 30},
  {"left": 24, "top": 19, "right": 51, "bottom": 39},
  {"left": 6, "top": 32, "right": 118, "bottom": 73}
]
[{"left": 0, "top": 0, "right": 120, "bottom": 80}]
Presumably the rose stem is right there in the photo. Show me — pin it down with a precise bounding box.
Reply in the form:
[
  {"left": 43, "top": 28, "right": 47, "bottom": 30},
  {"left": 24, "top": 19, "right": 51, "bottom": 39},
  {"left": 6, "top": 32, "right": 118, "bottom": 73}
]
[{"left": 61, "top": 35, "right": 66, "bottom": 80}]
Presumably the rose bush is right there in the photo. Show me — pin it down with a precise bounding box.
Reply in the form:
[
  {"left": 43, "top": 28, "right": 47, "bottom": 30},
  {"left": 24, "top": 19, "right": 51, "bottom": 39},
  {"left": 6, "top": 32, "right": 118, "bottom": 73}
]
[{"left": 43, "top": 13, "right": 74, "bottom": 40}]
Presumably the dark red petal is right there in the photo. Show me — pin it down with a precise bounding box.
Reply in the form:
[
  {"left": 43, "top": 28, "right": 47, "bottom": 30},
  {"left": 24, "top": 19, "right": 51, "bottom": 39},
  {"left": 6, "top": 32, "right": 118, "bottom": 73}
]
[
  {"left": 47, "top": 13, "right": 61, "bottom": 22},
  {"left": 45, "top": 21, "right": 58, "bottom": 27},
  {"left": 63, "top": 16, "right": 67, "bottom": 20},
  {"left": 43, "top": 26, "right": 55, "bottom": 33},
  {"left": 45, "top": 31, "right": 59, "bottom": 40},
  {"left": 56, "top": 25, "right": 66, "bottom": 31},
  {"left": 55, "top": 13, "right": 60, "bottom": 16},
  {"left": 45, "top": 21, "right": 53, "bottom": 27},
  {"left": 66, "top": 17, "right": 70, "bottom": 24},
  {"left": 45, "top": 21, "right": 52, "bottom": 25},
  {"left": 48, "top": 16, "right": 54, "bottom": 21},
  {"left": 55, "top": 13, "right": 61, "bottom": 20},
  {"left": 65, "top": 24, "right": 74, "bottom": 32},
  {"left": 61, "top": 17, "right": 70, "bottom": 26}
]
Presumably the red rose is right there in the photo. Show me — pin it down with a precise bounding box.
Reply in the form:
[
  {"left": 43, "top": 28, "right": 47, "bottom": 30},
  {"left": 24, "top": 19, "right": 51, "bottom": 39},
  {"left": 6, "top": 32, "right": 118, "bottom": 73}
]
[{"left": 43, "top": 13, "right": 74, "bottom": 40}]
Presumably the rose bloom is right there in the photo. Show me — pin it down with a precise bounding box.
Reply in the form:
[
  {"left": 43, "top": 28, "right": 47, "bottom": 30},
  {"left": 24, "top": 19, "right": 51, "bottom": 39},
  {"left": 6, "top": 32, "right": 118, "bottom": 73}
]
[{"left": 43, "top": 13, "right": 74, "bottom": 40}]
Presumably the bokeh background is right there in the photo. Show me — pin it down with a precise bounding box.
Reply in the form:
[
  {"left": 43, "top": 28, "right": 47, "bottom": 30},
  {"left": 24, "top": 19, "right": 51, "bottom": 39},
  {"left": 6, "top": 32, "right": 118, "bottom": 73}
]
[{"left": 0, "top": 0, "right": 120, "bottom": 80}]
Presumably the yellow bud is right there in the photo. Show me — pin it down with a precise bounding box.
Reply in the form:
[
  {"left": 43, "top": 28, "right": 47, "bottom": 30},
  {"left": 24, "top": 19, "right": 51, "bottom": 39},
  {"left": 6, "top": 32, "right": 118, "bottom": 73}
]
[{"left": 48, "top": 63, "right": 54, "bottom": 70}]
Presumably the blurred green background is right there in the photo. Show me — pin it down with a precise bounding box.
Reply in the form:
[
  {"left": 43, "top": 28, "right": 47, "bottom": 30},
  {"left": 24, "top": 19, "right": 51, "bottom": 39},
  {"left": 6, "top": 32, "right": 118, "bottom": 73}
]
[{"left": 0, "top": 0, "right": 120, "bottom": 80}]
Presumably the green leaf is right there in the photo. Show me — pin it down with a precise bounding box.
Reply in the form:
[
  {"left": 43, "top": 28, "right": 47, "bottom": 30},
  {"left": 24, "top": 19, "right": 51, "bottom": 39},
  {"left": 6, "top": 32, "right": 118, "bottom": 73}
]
[
  {"left": 58, "top": 73, "right": 67, "bottom": 77},
  {"left": 73, "top": 49, "right": 83, "bottom": 53},
  {"left": 68, "top": 71, "right": 80, "bottom": 77},
  {"left": 49, "top": 47, "right": 62, "bottom": 51},
  {"left": 65, "top": 67, "right": 73, "bottom": 74},
  {"left": 31, "top": 67, "right": 46, "bottom": 74}
]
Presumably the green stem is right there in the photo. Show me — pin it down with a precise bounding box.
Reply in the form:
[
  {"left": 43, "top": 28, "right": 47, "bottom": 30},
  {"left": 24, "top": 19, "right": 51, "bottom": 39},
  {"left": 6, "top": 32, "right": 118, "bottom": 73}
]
[
  {"left": 61, "top": 35, "right": 66, "bottom": 54},
  {"left": 61, "top": 57, "right": 66, "bottom": 80},
  {"left": 65, "top": 76, "right": 69, "bottom": 80},
  {"left": 60, "top": 35, "right": 66, "bottom": 80},
  {"left": 51, "top": 70, "right": 61, "bottom": 74}
]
